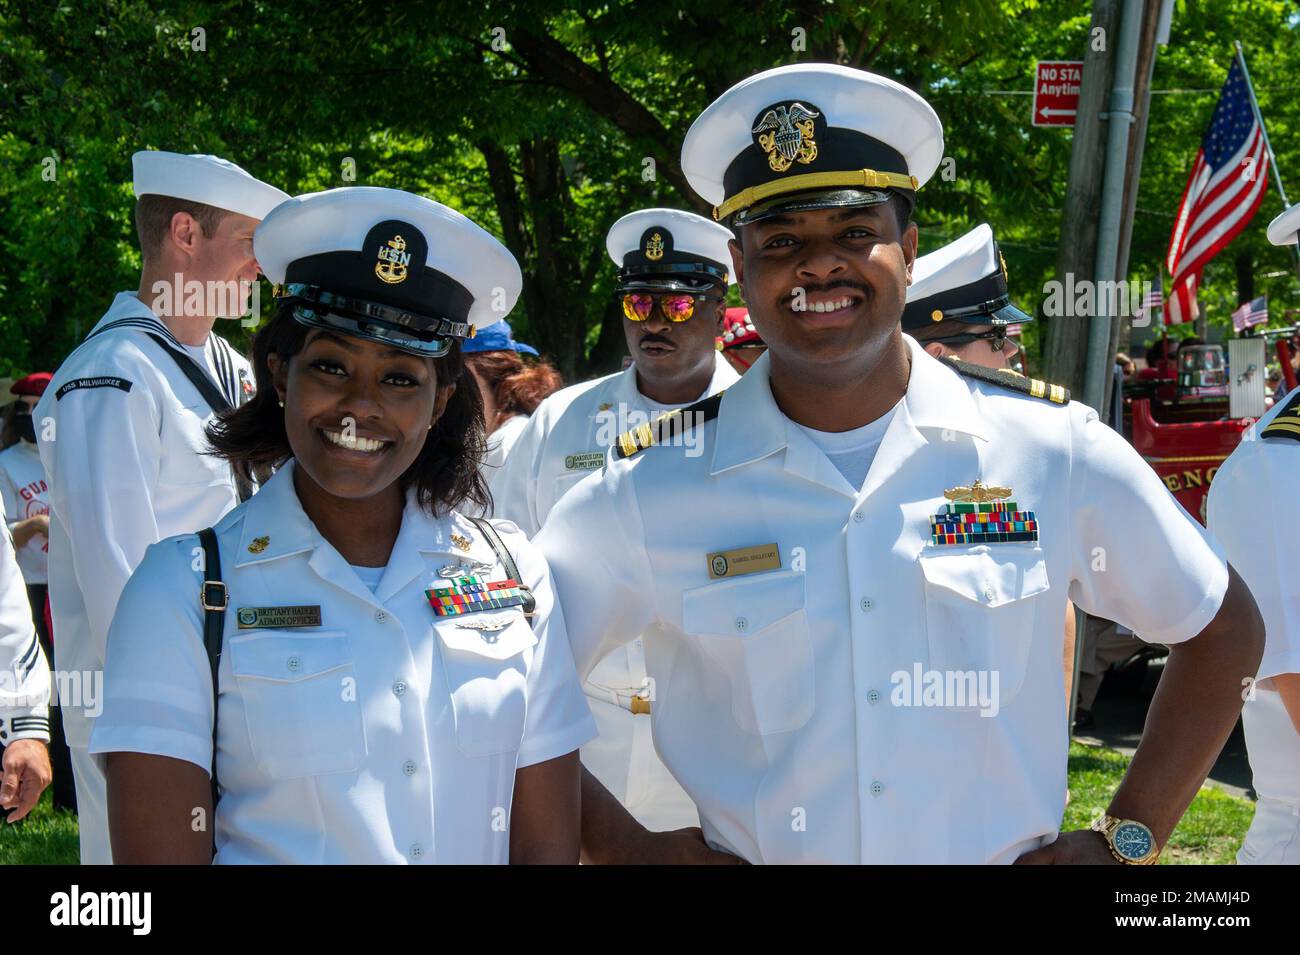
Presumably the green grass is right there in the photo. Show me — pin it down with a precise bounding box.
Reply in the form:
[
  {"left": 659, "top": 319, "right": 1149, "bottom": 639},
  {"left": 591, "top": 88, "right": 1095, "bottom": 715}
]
[
  {"left": 1064, "top": 740, "right": 1255, "bottom": 865},
  {"left": 0, "top": 741, "right": 1257, "bottom": 864},
  {"left": 0, "top": 789, "right": 79, "bottom": 865}
]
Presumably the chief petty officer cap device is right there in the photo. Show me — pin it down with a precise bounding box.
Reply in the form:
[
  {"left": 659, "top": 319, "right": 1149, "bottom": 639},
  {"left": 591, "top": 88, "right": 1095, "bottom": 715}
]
[{"left": 607, "top": 208, "right": 735, "bottom": 294}]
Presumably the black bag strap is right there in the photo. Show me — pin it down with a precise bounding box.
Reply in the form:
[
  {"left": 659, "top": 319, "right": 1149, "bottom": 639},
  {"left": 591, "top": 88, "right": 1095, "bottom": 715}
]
[
  {"left": 468, "top": 516, "right": 536, "bottom": 626},
  {"left": 197, "top": 526, "right": 226, "bottom": 857}
]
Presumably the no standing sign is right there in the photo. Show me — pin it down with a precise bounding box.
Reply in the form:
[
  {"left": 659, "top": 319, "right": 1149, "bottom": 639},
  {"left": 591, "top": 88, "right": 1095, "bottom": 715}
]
[{"left": 1033, "top": 60, "right": 1082, "bottom": 127}]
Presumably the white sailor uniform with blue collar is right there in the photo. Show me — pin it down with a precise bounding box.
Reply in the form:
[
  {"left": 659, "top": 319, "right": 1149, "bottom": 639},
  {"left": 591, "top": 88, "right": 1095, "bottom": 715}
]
[
  {"left": 35, "top": 291, "right": 254, "bottom": 861},
  {"left": 0, "top": 496, "right": 51, "bottom": 748}
]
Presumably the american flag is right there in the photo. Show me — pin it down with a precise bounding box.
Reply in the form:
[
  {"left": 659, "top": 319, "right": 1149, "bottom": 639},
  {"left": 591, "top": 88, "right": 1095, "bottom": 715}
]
[
  {"left": 1165, "top": 58, "right": 1270, "bottom": 325},
  {"left": 1230, "top": 295, "right": 1268, "bottom": 332},
  {"left": 1137, "top": 280, "right": 1163, "bottom": 319}
]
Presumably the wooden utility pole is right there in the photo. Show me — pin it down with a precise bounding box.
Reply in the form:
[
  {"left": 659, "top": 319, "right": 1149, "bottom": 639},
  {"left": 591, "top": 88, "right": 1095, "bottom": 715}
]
[
  {"left": 1043, "top": 0, "right": 1120, "bottom": 393},
  {"left": 1105, "top": 0, "right": 1164, "bottom": 412}
]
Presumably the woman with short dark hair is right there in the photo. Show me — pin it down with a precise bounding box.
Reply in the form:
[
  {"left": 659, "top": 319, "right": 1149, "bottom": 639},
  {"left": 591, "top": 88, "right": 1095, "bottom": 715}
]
[{"left": 90, "top": 187, "right": 595, "bottom": 864}]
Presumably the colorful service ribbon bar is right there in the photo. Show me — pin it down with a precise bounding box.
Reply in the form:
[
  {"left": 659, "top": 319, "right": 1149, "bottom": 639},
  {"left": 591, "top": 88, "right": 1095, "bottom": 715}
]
[
  {"left": 929, "top": 502, "right": 1038, "bottom": 546},
  {"left": 426, "top": 577, "right": 528, "bottom": 616}
]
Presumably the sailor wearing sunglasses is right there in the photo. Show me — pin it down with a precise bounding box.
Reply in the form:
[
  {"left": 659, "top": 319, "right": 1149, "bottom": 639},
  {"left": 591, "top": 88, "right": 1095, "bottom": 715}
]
[
  {"left": 902, "top": 224, "right": 1027, "bottom": 371},
  {"left": 489, "top": 208, "right": 737, "bottom": 837}
]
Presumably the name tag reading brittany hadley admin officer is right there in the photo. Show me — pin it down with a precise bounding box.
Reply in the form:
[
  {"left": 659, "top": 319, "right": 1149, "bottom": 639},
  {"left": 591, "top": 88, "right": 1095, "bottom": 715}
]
[
  {"left": 707, "top": 543, "right": 781, "bottom": 580},
  {"left": 236, "top": 606, "right": 323, "bottom": 629}
]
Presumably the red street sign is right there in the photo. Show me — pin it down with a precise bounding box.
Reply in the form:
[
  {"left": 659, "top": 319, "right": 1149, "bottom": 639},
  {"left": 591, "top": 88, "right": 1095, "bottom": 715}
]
[{"left": 1033, "top": 60, "right": 1082, "bottom": 127}]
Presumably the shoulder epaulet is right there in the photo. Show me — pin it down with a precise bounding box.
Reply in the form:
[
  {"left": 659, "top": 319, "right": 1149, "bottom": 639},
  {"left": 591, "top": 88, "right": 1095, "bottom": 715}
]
[
  {"left": 942, "top": 356, "right": 1070, "bottom": 405},
  {"left": 615, "top": 391, "right": 726, "bottom": 460},
  {"left": 1261, "top": 389, "right": 1300, "bottom": 441}
]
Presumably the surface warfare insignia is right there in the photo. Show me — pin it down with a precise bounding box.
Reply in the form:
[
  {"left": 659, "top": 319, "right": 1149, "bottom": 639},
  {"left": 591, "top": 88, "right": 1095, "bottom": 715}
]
[
  {"left": 931, "top": 480, "right": 1038, "bottom": 546},
  {"left": 644, "top": 232, "right": 665, "bottom": 261},
  {"left": 438, "top": 560, "right": 493, "bottom": 578},
  {"left": 248, "top": 536, "right": 270, "bottom": 554},
  {"left": 237, "top": 606, "right": 323, "bottom": 629},
  {"left": 375, "top": 234, "right": 410, "bottom": 285},
  {"left": 752, "top": 102, "right": 821, "bottom": 173}
]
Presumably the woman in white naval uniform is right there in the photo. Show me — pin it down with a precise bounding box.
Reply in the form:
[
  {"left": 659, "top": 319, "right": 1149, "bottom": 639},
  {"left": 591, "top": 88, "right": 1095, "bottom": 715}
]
[{"left": 89, "top": 187, "right": 595, "bottom": 863}]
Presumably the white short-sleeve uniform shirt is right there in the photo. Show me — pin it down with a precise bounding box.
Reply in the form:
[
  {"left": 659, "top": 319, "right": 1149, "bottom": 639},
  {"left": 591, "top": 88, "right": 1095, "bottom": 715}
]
[
  {"left": 1208, "top": 387, "right": 1300, "bottom": 863},
  {"left": 537, "top": 337, "right": 1229, "bottom": 864},
  {"left": 89, "top": 461, "right": 596, "bottom": 864},
  {"left": 490, "top": 354, "right": 737, "bottom": 831},
  {"left": 35, "top": 291, "right": 252, "bottom": 748}
]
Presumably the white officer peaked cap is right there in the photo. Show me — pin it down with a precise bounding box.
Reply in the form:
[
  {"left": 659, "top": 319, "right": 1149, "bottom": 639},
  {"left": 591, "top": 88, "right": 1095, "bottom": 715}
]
[
  {"left": 682, "top": 63, "right": 944, "bottom": 225},
  {"left": 606, "top": 208, "right": 734, "bottom": 292},
  {"left": 132, "top": 150, "right": 289, "bottom": 220},
  {"left": 1266, "top": 203, "right": 1300, "bottom": 246},
  {"left": 255, "top": 187, "right": 523, "bottom": 356},
  {"left": 901, "top": 223, "right": 1031, "bottom": 331}
]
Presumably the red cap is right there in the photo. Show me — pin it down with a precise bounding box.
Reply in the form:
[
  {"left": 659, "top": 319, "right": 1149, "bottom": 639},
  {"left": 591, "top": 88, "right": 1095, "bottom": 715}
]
[
  {"left": 716, "top": 307, "right": 763, "bottom": 350},
  {"left": 11, "top": 373, "right": 52, "bottom": 397}
]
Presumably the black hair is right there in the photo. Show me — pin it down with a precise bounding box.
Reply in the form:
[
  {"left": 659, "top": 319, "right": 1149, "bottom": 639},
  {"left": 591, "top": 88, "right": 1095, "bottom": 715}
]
[{"left": 206, "top": 304, "right": 491, "bottom": 516}]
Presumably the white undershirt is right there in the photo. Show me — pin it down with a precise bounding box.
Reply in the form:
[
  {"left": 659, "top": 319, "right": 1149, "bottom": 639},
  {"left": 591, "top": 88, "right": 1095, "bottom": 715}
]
[
  {"left": 181, "top": 341, "right": 220, "bottom": 384},
  {"left": 793, "top": 403, "right": 899, "bottom": 490},
  {"left": 350, "top": 563, "right": 385, "bottom": 593}
]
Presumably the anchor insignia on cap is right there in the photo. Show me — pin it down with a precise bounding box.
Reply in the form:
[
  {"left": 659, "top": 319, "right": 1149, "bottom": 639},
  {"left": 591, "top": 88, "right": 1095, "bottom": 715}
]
[
  {"left": 645, "top": 232, "right": 665, "bottom": 261},
  {"left": 752, "top": 103, "right": 821, "bottom": 173},
  {"left": 375, "top": 234, "right": 411, "bottom": 285}
]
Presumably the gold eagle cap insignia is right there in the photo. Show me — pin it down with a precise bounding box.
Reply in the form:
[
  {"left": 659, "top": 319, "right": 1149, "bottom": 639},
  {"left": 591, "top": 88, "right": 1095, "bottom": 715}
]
[{"left": 943, "top": 479, "right": 1013, "bottom": 504}]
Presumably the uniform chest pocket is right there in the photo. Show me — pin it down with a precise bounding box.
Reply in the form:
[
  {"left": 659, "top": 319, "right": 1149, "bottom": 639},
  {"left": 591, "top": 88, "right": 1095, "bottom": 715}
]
[
  {"left": 434, "top": 612, "right": 537, "bottom": 758},
  {"left": 228, "top": 630, "right": 366, "bottom": 779},
  {"left": 681, "top": 570, "right": 812, "bottom": 736},
  {"left": 917, "top": 546, "right": 1049, "bottom": 708}
]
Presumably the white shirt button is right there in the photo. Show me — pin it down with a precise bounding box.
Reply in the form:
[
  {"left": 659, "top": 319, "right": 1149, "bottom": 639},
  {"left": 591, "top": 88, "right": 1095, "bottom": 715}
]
[
  {"left": 867, "top": 689, "right": 881, "bottom": 705},
  {"left": 852, "top": 510, "right": 865, "bottom": 523},
  {"left": 983, "top": 587, "right": 996, "bottom": 603},
  {"left": 870, "top": 780, "right": 884, "bottom": 796},
  {"left": 734, "top": 617, "right": 748, "bottom": 633},
  {"left": 859, "top": 597, "right": 873, "bottom": 612},
  {"left": 402, "top": 760, "right": 417, "bottom": 777},
  {"left": 409, "top": 843, "right": 424, "bottom": 859},
  {"left": 392, "top": 680, "right": 408, "bottom": 697},
  {"left": 286, "top": 656, "right": 302, "bottom": 673},
  {"left": 375, "top": 610, "right": 390, "bottom": 623}
]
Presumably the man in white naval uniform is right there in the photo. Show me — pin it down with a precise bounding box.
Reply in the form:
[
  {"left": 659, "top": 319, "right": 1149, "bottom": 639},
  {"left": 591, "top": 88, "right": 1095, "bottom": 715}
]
[
  {"left": 1207, "top": 200, "right": 1300, "bottom": 864},
  {"left": 35, "top": 151, "right": 287, "bottom": 863},
  {"left": 539, "top": 64, "right": 1264, "bottom": 864},
  {"left": 490, "top": 209, "right": 737, "bottom": 835}
]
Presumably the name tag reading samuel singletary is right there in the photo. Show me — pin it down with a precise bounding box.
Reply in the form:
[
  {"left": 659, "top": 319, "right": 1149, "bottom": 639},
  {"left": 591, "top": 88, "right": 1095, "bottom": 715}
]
[{"left": 707, "top": 543, "right": 781, "bottom": 580}]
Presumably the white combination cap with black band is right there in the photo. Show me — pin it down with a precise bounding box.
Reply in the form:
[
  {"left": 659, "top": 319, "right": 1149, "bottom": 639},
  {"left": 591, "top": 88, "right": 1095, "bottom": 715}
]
[
  {"left": 902, "top": 223, "right": 1034, "bottom": 333},
  {"left": 606, "top": 208, "right": 735, "bottom": 295},
  {"left": 681, "top": 62, "right": 944, "bottom": 226},
  {"left": 254, "top": 186, "right": 523, "bottom": 357}
]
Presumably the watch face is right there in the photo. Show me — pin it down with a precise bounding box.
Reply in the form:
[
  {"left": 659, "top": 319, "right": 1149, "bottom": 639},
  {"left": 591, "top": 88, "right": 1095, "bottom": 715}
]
[{"left": 1114, "top": 821, "right": 1155, "bottom": 861}]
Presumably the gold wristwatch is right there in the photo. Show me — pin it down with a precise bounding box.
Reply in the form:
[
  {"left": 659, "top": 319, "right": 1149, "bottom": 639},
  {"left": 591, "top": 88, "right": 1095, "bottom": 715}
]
[{"left": 1090, "top": 814, "right": 1159, "bottom": 865}]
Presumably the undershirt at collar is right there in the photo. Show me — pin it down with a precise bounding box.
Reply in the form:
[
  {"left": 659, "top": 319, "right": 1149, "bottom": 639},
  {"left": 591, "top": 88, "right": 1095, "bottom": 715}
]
[{"left": 792, "top": 402, "right": 900, "bottom": 490}]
